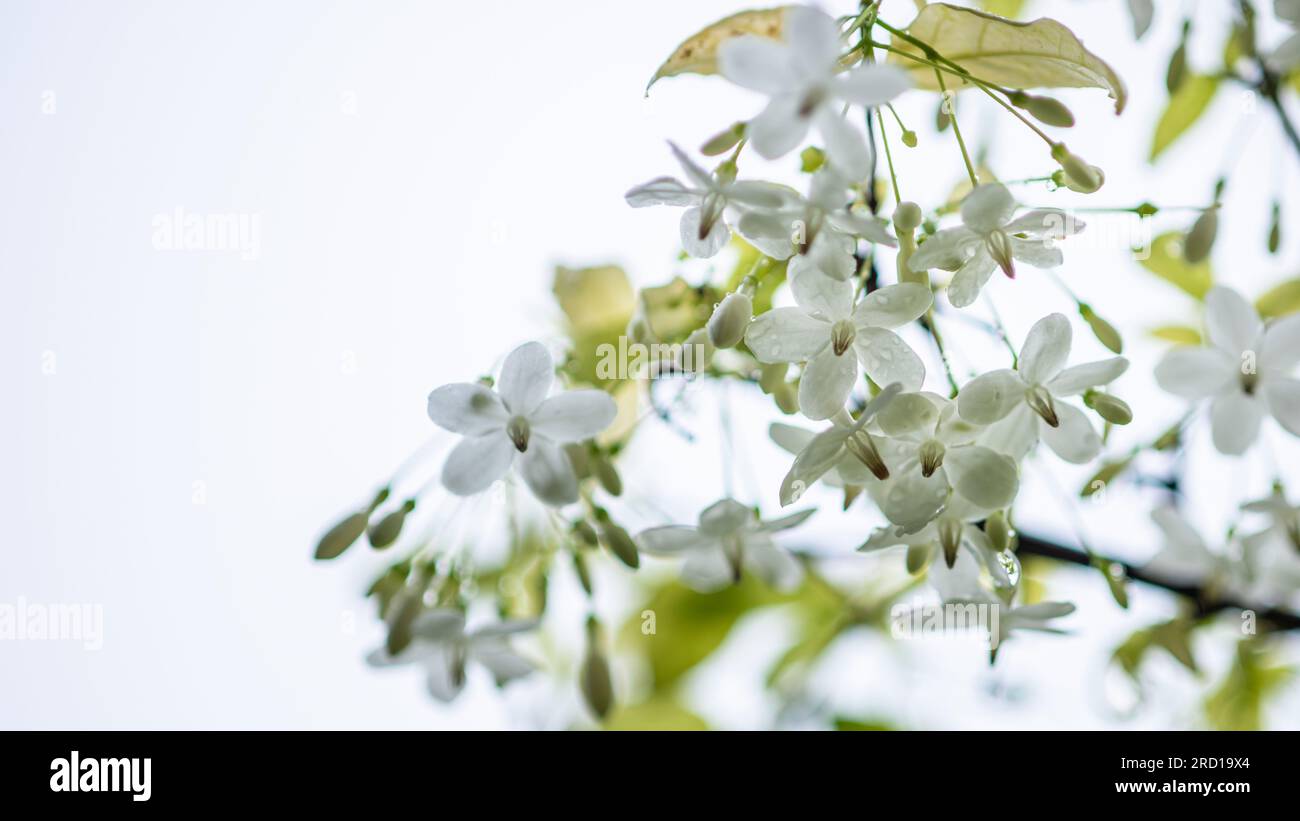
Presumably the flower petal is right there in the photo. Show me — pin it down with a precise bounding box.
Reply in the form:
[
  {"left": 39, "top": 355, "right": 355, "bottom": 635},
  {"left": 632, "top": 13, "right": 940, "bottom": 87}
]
[
  {"left": 960, "top": 183, "right": 1016, "bottom": 234},
  {"left": 1261, "top": 313, "right": 1300, "bottom": 374},
  {"left": 744, "top": 307, "right": 829, "bottom": 363},
  {"left": 944, "top": 445, "right": 1019, "bottom": 510},
  {"left": 1008, "top": 235, "right": 1063, "bottom": 268},
  {"left": 799, "top": 345, "right": 859, "bottom": 420},
  {"left": 498, "top": 342, "right": 553, "bottom": 415},
  {"left": 718, "top": 36, "right": 797, "bottom": 94},
  {"left": 1205, "top": 286, "right": 1262, "bottom": 356},
  {"left": 791, "top": 266, "right": 854, "bottom": 318},
  {"left": 853, "top": 327, "right": 925, "bottom": 391},
  {"left": 637, "top": 525, "right": 714, "bottom": 555},
  {"left": 957, "top": 369, "right": 1025, "bottom": 424},
  {"left": 978, "top": 404, "right": 1039, "bottom": 460},
  {"left": 1019, "top": 313, "right": 1072, "bottom": 385},
  {"left": 1048, "top": 357, "right": 1130, "bottom": 396},
  {"left": 441, "top": 432, "right": 515, "bottom": 495},
  {"left": 530, "top": 390, "right": 617, "bottom": 442},
  {"left": 815, "top": 106, "right": 870, "bottom": 179},
  {"left": 1154, "top": 346, "right": 1235, "bottom": 398},
  {"left": 624, "top": 176, "right": 696, "bottom": 208},
  {"left": 742, "top": 536, "right": 803, "bottom": 591},
  {"left": 784, "top": 5, "right": 841, "bottom": 78},
  {"left": 748, "top": 94, "right": 811, "bottom": 160},
  {"left": 909, "top": 227, "right": 979, "bottom": 272},
  {"left": 945, "top": 248, "right": 997, "bottom": 308},
  {"left": 423, "top": 646, "right": 465, "bottom": 702},
  {"left": 835, "top": 63, "right": 912, "bottom": 106},
  {"left": 680, "top": 205, "right": 730, "bottom": 257},
  {"left": 852, "top": 283, "right": 932, "bottom": 329},
  {"left": 699, "top": 498, "right": 753, "bottom": 536},
  {"left": 668, "top": 141, "right": 713, "bottom": 189},
  {"left": 1210, "top": 390, "right": 1263, "bottom": 455},
  {"left": 1004, "top": 208, "right": 1083, "bottom": 238},
  {"left": 1039, "top": 401, "right": 1101, "bottom": 464},
  {"left": 679, "top": 546, "right": 734, "bottom": 592},
  {"left": 1264, "top": 376, "right": 1300, "bottom": 437},
  {"left": 877, "top": 462, "right": 948, "bottom": 532},
  {"left": 769, "top": 422, "right": 815, "bottom": 455},
  {"left": 427, "top": 383, "right": 508, "bottom": 435},
  {"left": 517, "top": 437, "right": 579, "bottom": 505},
  {"left": 758, "top": 508, "right": 816, "bottom": 532}
]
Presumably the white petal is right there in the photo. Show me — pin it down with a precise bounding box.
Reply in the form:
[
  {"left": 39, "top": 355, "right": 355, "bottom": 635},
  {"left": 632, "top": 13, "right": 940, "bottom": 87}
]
[
  {"left": 1019, "top": 313, "right": 1072, "bottom": 385},
  {"left": 725, "top": 180, "right": 790, "bottom": 209},
  {"left": 909, "top": 227, "right": 979, "bottom": 272},
  {"left": 1048, "top": 357, "right": 1129, "bottom": 396},
  {"left": 960, "top": 183, "right": 1016, "bottom": 234},
  {"left": 853, "top": 327, "right": 925, "bottom": 391},
  {"left": 1205, "top": 286, "right": 1262, "bottom": 356},
  {"left": 1269, "top": 31, "right": 1300, "bottom": 72},
  {"left": 957, "top": 369, "right": 1025, "bottom": 424},
  {"left": 1154, "top": 347, "right": 1235, "bottom": 399},
  {"left": 835, "top": 63, "right": 912, "bottom": 106},
  {"left": 1040, "top": 402, "right": 1101, "bottom": 464},
  {"left": 748, "top": 94, "right": 811, "bottom": 160},
  {"left": 827, "top": 210, "right": 896, "bottom": 246},
  {"left": 529, "top": 390, "right": 617, "bottom": 442},
  {"left": 875, "top": 391, "right": 942, "bottom": 436},
  {"left": 769, "top": 422, "right": 814, "bottom": 455},
  {"left": 498, "top": 342, "right": 553, "bottom": 415},
  {"left": 978, "top": 404, "right": 1039, "bottom": 460},
  {"left": 624, "top": 176, "right": 695, "bottom": 208},
  {"left": 1004, "top": 208, "right": 1083, "bottom": 238},
  {"left": 422, "top": 646, "right": 466, "bottom": 702},
  {"left": 1264, "top": 377, "right": 1300, "bottom": 437},
  {"left": 1260, "top": 314, "right": 1300, "bottom": 374},
  {"left": 791, "top": 266, "right": 854, "bottom": 319},
  {"left": 944, "top": 445, "right": 1019, "bottom": 510},
  {"left": 1009, "top": 235, "right": 1063, "bottom": 268},
  {"left": 784, "top": 5, "right": 841, "bottom": 79},
  {"left": 680, "top": 206, "right": 731, "bottom": 257},
  {"left": 412, "top": 609, "right": 467, "bottom": 642},
  {"left": 667, "top": 141, "right": 713, "bottom": 189},
  {"left": 518, "top": 436, "right": 579, "bottom": 505},
  {"left": 815, "top": 106, "right": 870, "bottom": 180},
  {"left": 699, "top": 498, "right": 753, "bottom": 536},
  {"left": 743, "top": 537, "right": 803, "bottom": 591},
  {"left": 637, "top": 525, "right": 714, "bottom": 555},
  {"left": 744, "top": 307, "right": 829, "bottom": 363},
  {"left": 788, "top": 244, "right": 851, "bottom": 282},
  {"left": 426, "top": 383, "right": 508, "bottom": 435},
  {"left": 679, "top": 546, "right": 735, "bottom": 592},
  {"left": 758, "top": 508, "right": 816, "bottom": 532},
  {"left": 780, "top": 426, "right": 849, "bottom": 504},
  {"left": 799, "top": 346, "right": 859, "bottom": 420},
  {"left": 852, "top": 283, "right": 932, "bottom": 329},
  {"left": 442, "top": 432, "right": 515, "bottom": 495},
  {"left": 1210, "top": 390, "right": 1263, "bottom": 455},
  {"left": 928, "top": 546, "right": 984, "bottom": 602},
  {"left": 877, "top": 463, "right": 948, "bottom": 531},
  {"left": 718, "top": 36, "right": 797, "bottom": 94},
  {"left": 470, "top": 645, "right": 536, "bottom": 685},
  {"left": 946, "top": 248, "right": 997, "bottom": 308}
]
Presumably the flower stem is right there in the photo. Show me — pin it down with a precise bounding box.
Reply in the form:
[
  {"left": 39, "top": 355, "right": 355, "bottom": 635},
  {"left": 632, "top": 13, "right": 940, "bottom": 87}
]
[
  {"left": 875, "top": 108, "right": 901, "bottom": 203},
  {"left": 933, "top": 67, "right": 978, "bottom": 186}
]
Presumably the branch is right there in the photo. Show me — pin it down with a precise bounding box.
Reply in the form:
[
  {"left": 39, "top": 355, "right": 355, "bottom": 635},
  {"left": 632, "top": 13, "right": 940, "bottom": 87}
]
[{"left": 1016, "top": 532, "right": 1300, "bottom": 632}]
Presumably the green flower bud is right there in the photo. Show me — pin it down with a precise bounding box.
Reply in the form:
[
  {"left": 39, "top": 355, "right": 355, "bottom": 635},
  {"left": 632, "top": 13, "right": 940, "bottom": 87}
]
[
  {"left": 800, "top": 146, "right": 825, "bottom": 173},
  {"left": 572, "top": 552, "right": 593, "bottom": 596},
  {"left": 984, "top": 511, "right": 1012, "bottom": 553},
  {"left": 758, "top": 362, "right": 788, "bottom": 394},
  {"left": 367, "top": 499, "right": 415, "bottom": 549},
  {"left": 1009, "top": 91, "right": 1075, "bottom": 128},
  {"left": 901, "top": 130, "right": 918, "bottom": 147},
  {"left": 679, "top": 327, "right": 714, "bottom": 374},
  {"left": 707, "top": 291, "right": 753, "bottom": 349},
  {"left": 1269, "top": 201, "right": 1281, "bottom": 254},
  {"left": 935, "top": 100, "right": 951, "bottom": 132},
  {"left": 596, "top": 518, "right": 639, "bottom": 569},
  {"left": 315, "top": 511, "right": 369, "bottom": 560},
  {"left": 1166, "top": 41, "right": 1187, "bottom": 94},
  {"left": 700, "top": 121, "right": 745, "bottom": 156},
  {"left": 773, "top": 381, "right": 799, "bottom": 414},
  {"left": 580, "top": 621, "right": 614, "bottom": 720},
  {"left": 1051, "top": 143, "right": 1103, "bottom": 193},
  {"left": 1084, "top": 391, "right": 1133, "bottom": 425},
  {"left": 1183, "top": 207, "right": 1218, "bottom": 264},
  {"left": 572, "top": 519, "right": 599, "bottom": 547},
  {"left": 1079, "top": 303, "right": 1123, "bottom": 354},
  {"left": 905, "top": 543, "right": 931, "bottom": 575},
  {"left": 893, "top": 201, "right": 923, "bottom": 233},
  {"left": 592, "top": 455, "right": 623, "bottom": 497}
]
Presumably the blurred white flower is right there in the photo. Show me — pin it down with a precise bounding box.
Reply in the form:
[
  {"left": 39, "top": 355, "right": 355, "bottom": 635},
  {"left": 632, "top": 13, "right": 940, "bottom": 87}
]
[
  {"left": 745, "top": 274, "right": 930, "bottom": 420},
  {"left": 1154, "top": 286, "right": 1300, "bottom": 455},
  {"left": 718, "top": 5, "right": 911, "bottom": 178},
  {"left": 624, "top": 142, "right": 790, "bottom": 258},
  {"left": 860, "top": 495, "right": 1020, "bottom": 592},
  {"left": 636, "top": 498, "right": 814, "bottom": 591},
  {"left": 427, "top": 341, "right": 617, "bottom": 505},
  {"left": 908, "top": 183, "right": 1083, "bottom": 308},
  {"left": 958, "top": 313, "right": 1128, "bottom": 463},
  {"left": 1270, "top": 0, "right": 1300, "bottom": 72},
  {"left": 367, "top": 609, "right": 538, "bottom": 702}
]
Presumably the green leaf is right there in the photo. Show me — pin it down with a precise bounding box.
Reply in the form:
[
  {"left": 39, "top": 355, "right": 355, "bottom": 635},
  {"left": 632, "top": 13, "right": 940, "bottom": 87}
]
[
  {"left": 833, "top": 716, "right": 900, "bottom": 731},
  {"left": 1136, "top": 232, "right": 1213, "bottom": 299},
  {"left": 646, "top": 7, "right": 791, "bottom": 93},
  {"left": 1204, "top": 639, "right": 1294, "bottom": 730},
  {"left": 979, "top": 0, "right": 1027, "bottom": 19},
  {"left": 1149, "top": 75, "right": 1219, "bottom": 161},
  {"left": 1256, "top": 279, "right": 1300, "bottom": 319},
  {"left": 888, "top": 3, "right": 1127, "bottom": 114},
  {"left": 604, "top": 696, "right": 709, "bottom": 730},
  {"left": 1149, "top": 325, "right": 1202, "bottom": 345}
]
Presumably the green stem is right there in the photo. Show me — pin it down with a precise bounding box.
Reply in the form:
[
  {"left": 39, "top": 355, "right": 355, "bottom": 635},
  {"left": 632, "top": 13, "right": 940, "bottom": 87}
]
[
  {"left": 875, "top": 108, "right": 901, "bottom": 203},
  {"left": 934, "top": 67, "right": 978, "bottom": 186}
]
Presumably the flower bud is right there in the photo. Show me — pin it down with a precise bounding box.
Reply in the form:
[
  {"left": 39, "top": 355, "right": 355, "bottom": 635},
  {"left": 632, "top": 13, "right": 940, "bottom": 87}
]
[
  {"left": 800, "top": 146, "right": 825, "bottom": 173},
  {"left": 984, "top": 510, "right": 1012, "bottom": 553},
  {"left": 935, "top": 100, "right": 950, "bottom": 132},
  {"left": 679, "top": 327, "right": 714, "bottom": 374},
  {"left": 1079, "top": 303, "right": 1123, "bottom": 354},
  {"left": 1009, "top": 91, "right": 1075, "bottom": 128},
  {"left": 315, "top": 511, "right": 370, "bottom": 560},
  {"left": 893, "top": 201, "right": 923, "bottom": 233},
  {"left": 773, "top": 381, "right": 799, "bottom": 414},
  {"left": 759, "top": 362, "right": 787, "bottom": 394},
  {"left": 580, "top": 618, "right": 614, "bottom": 719},
  {"left": 1166, "top": 41, "right": 1187, "bottom": 94},
  {"left": 707, "top": 291, "right": 753, "bottom": 349},
  {"left": 595, "top": 513, "right": 639, "bottom": 569},
  {"left": 1084, "top": 391, "right": 1133, "bottom": 425},
  {"left": 592, "top": 454, "right": 623, "bottom": 496},
  {"left": 1183, "top": 207, "right": 1218, "bottom": 264},
  {"left": 368, "top": 499, "right": 416, "bottom": 549},
  {"left": 905, "top": 543, "right": 931, "bottom": 575},
  {"left": 1269, "top": 201, "right": 1282, "bottom": 254},
  {"left": 901, "top": 130, "right": 918, "bottom": 147},
  {"left": 1051, "top": 143, "right": 1103, "bottom": 193},
  {"left": 572, "top": 519, "right": 599, "bottom": 547},
  {"left": 572, "top": 551, "right": 593, "bottom": 595},
  {"left": 700, "top": 121, "right": 745, "bottom": 156}
]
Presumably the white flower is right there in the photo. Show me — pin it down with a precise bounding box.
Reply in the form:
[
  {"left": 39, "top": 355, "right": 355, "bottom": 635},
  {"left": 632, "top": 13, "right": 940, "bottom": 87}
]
[
  {"left": 636, "top": 498, "right": 814, "bottom": 591},
  {"left": 718, "top": 5, "right": 911, "bottom": 178},
  {"left": 771, "top": 383, "right": 902, "bottom": 505},
  {"left": 737, "top": 166, "right": 896, "bottom": 279},
  {"left": 869, "top": 392, "right": 1019, "bottom": 532},
  {"left": 1241, "top": 487, "right": 1300, "bottom": 556},
  {"left": 1154, "top": 286, "right": 1300, "bottom": 455},
  {"left": 1270, "top": 0, "right": 1300, "bottom": 72},
  {"left": 958, "top": 313, "right": 1128, "bottom": 464},
  {"left": 367, "top": 609, "right": 538, "bottom": 702},
  {"left": 745, "top": 274, "right": 930, "bottom": 420},
  {"left": 988, "top": 601, "right": 1076, "bottom": 650},
  {"left": 1239, "top": 489, "right": 1300, "bottom": 594},
  {"left": 860, "top": 495, "right": 1020, "bottom": 592},
  {"left": 624, "top": 142, "right": 790, "bottom": 258},
  {"left": 427, "top": 342, "right": 617, "bottom": 505},
  {"left": 908, "top": 183, "right": 1084, "bottom": 308}
]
